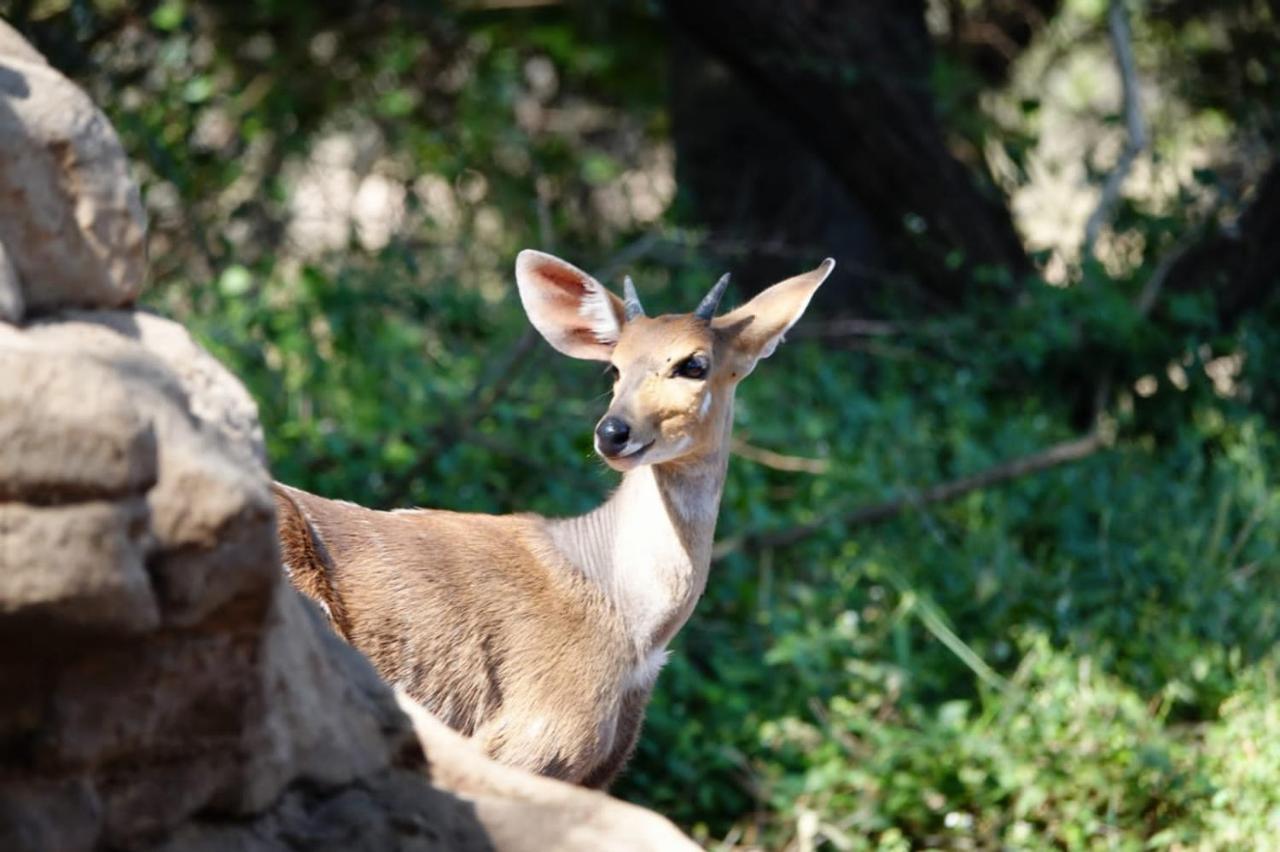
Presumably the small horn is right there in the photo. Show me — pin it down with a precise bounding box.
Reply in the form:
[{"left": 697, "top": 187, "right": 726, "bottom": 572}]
[
  {"left": 694, "top": 272, "right": 731, "bottom": 321},
  {"left": 623, "top": 276, "right": 645, "bottom": 321}
]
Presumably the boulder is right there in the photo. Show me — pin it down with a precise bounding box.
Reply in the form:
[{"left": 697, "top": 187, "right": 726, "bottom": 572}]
[
  {"left": 0, "top": 498, "right": 158, "bottom": 633},
  {"left": 0, "top": 21, "right": 147, "bottom": 320},
  {"left": 8, "top": 314, "right": 274, "bottom": 627},
  {"left": 398, "top": 694, "right": 698, "bottom": 851},
  {"left": 0, "top": 240, "right": 21, "bottom": 322},
  {"left": 0, "top": 336, "right": 157, "bottom": 502},
  {"left": 0, "top": 18, "right": 695, "bottom": 851},
  {"left": 0, "top": 306, "right": 696, "bottom": 850},
  {"left": 0, "top": 18, "right": 47, "bottom": 66}
]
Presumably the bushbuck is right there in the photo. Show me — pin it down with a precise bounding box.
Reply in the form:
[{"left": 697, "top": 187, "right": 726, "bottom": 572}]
[{"left": 273, "top": 250, "right": 835, "bottom": 788}]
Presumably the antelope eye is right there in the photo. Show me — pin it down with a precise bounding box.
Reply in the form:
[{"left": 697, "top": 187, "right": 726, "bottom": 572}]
[
  {"left": 673, "top": 354, "right": 708, "bottom": 380},
  {"left": 605, "top": 364, "right": 620, "bottom": 384}
]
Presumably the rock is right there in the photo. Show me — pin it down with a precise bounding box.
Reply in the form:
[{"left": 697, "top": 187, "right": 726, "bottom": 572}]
[
  {"left": 0, "top": 261, "right": 372, "bottom": 844},
  {"left": 0, "top": 499, "right": 158, "bottom": 633},
  {"left": 0, "top": 36, "right": 695, "bottom": 849},
  {"left": 0, "top": 19, "right": 47, "bottom": 66},
  {"left": 0, "top": 308, "right": 696, "bottom": 849},
  {"left": 0, "top": 27, "right": 147, "bottom": 318},
  {"left": 18, "top": 312, "right": 273, "bottom": 622},
  {"left": 231, "top": 590, "right": 416, "bottom": 815},
  {"left": 398, "top": 693, "right": 702, "bottom": 852},
  {"left": 0, "top": 240, "right": 22, "bottom": 322},
  {"left": 42, "top": 309, "right": 268, "bottom": 464},
  {"left": 0, "top": 779, "right": 101, "bottom": 852},
  {"left": 0, "top": 338, "right": 158, "bottom": 502}
]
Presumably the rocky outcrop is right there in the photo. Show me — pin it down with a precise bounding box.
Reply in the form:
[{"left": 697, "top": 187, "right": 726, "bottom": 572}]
[
  {"left": 0, "top": 21, "right": 694, "bottom": 852},
  {"left": 0, "top": 17, "right": 147, "bottom": 321}
]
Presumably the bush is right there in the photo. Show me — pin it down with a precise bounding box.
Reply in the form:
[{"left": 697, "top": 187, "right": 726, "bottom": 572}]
[{"left": 168, "top": 253, "right": 1280, "bottom": 847}]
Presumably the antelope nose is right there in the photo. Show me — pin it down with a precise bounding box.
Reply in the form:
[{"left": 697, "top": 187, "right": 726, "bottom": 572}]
[{"left": 595, "top": 416, "right": 631, "bottom": 456}]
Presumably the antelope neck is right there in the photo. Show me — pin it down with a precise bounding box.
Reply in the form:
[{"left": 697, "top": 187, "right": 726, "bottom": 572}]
[{"left": 549, "top": 412, "right": 733, "bottom": 656}]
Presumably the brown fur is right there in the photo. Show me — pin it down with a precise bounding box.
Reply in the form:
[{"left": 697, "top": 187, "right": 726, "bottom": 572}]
[
  {"left": 275, "top": 487, "right": 643, "bottom": 784},
  {"left": 272, "top": 252, "right": 834, "bottom": 788}
]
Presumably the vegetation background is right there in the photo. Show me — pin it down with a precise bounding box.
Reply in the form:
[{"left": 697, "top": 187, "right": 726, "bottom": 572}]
[{"left": 8, "top": 0, "right": 1280, "bottom": 847}]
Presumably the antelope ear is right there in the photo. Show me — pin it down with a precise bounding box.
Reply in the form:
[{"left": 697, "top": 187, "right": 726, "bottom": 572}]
[
  {"left": 713, "top": 258, "right": 835, "bottom": 375},
  {"left": 515, "top": 250, "right": 626, "bottom": 361}
]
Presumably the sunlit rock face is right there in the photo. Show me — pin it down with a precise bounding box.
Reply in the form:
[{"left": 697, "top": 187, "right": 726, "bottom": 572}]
[
  {"left": 0, "top": 309, "right": 473, "bottom": 852},
  {"left": 0, "top": 19, "right": 147, "bottom": 320},
  {"left": 0, "top": 22, "right": 694, "bottom": 852}
]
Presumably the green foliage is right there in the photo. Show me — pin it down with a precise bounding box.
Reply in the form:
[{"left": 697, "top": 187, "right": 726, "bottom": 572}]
[
  {"left": 15, "top": 0, "right": 1280, "bottom": 847},
  {"left": 180, "top": 244, "right": 1280, "bottom": 847},
  {"left": 756, "top": 632, "right": 1205, "bottom": 849},
  {"left": 615, "top": 297, "right": 1280, "bottom": 846}
]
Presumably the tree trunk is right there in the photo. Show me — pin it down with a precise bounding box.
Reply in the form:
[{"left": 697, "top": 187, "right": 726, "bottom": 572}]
[
  {"left": 1163, "top": 163, "right": 1280, "bottom": 327},
  {"left": 669, "top": 29, "right": 891, "bottom": 310},
  {"left": 666, "top": 0, "right": 1032, "bottom": 302}
]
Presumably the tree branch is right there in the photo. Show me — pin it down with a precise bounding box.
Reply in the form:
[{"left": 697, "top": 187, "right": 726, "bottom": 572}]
[
  {"left": 731, "top": 438, "right": 830, "bottom": 475},
  {"left": 1082, "top": 0, "right": 1147, "bottom": 257},
  {"left": 713, "top": 428, "right": 1107, "bottom": 561}
]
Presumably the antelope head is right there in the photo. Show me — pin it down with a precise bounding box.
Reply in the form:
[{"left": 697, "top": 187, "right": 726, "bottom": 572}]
[{"left": 515, "top": 250, "right": 835, "bottom": 471}]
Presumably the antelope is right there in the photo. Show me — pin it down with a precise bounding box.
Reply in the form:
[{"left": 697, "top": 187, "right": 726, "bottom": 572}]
[{"left": 273, "top": 250, "right": 835, "bottom": 788}]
